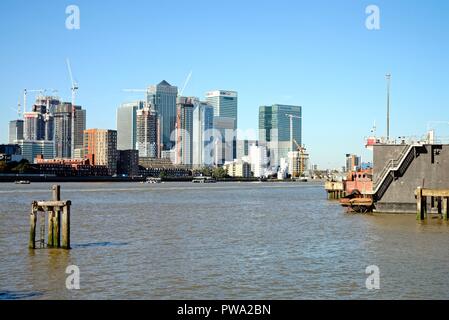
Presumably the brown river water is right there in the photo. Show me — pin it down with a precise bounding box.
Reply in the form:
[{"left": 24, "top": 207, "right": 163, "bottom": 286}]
[{"left": 0, "top": 181, "right": 448, "bottom": 299}]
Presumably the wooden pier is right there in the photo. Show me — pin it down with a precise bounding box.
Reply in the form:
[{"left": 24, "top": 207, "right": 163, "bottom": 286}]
[
  {"left": 415, "top": 187, "right": 449, "bottom": 221},
  {"left": 29, "top": 185, "right": 71, "bottom": 249}
]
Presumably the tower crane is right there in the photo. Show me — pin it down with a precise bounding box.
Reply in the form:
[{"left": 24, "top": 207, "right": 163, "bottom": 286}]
[
  {"left": 66, "top": 58, "right": 79, "bottom": 158},
  {"left": 292, "top": 138, "right": 309, "bottom": 178},
  {"left": 285, "top": 113, "right": 302, "bottom": 152},
  {"left": 179, "top": 71, "right": 192, "bottom": 97}
]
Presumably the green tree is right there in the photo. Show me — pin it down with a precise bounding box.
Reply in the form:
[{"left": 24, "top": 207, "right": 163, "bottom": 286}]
[
  {"left": 212, "top": 167, "right": 227, "bottom": 179},
  {"left": 0, "top": 160, "right": 7, "bottom": 172}
]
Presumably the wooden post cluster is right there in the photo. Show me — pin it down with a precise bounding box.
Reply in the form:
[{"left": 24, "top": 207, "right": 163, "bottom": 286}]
[
  {"left": 327, "top": 190, "right": 345, "bottom": 200},
  {"left": 29, "top": 185, "right": 71, "bottom": 250},
  {"left": 416, "top": 187, "right": 449, "bottom": 221}
]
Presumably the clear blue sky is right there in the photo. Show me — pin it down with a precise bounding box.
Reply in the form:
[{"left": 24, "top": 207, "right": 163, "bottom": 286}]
[{"left": 1, "top": 0, "right": 449, "bottom": 169}]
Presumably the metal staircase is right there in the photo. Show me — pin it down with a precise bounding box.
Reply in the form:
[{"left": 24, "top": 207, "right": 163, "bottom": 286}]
[{"left": 371, "top": 143, "right": 422, "bottom": 200}]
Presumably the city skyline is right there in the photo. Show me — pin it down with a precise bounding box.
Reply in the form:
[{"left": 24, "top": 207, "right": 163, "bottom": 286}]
[{"left": 1, "top": 0, "right": 449, "bottom": 169}]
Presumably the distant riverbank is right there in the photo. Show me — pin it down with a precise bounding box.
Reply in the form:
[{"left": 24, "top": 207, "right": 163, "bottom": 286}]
[{"left": 0, "top": 174, "right": 325, "bottom": 184}]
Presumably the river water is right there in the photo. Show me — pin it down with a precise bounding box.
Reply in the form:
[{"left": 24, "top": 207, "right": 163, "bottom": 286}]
[{"left": 0, "top": 181, "right": 448, "bottom": 300}]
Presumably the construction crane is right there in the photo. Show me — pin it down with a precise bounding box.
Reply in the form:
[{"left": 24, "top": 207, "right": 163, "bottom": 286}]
[
  {"left": 23, "top": 89, "right": 44, "bottom": 114},
  {"left": 292, "top": 138, "right": 309, "bottom": 178},
  {"left": 285, "top": 113, "right": 302, "bottom": 152},
  {"left": 16, "top": 98, "right": 22, "bottom": 119},
  {"left": 179, "top": 70, "right": 192, "bottom": 97},
  {"left": 66, "top": 58, "right": 79, "bottom": 158}
]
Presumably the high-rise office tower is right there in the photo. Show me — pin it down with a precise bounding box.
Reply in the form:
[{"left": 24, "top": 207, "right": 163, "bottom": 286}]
[
  {"left": 175, "top": 97, "right": 195, "bottom": 166},
  {"left": 83, "top": 129, "right": 118, "bottom": 175},
  {"left": 74, "top": 106, "right": 86, "bottom": 151},
  {"left": 54, "top": 103, "right": 73, "bottom": 158},
  {"left": 23, "top": 111, "right": 45, "bottom": 140},
  {"left": 53, "top": 103, "right": 86, "bottom": 158},
  {"left": 136, "top": 106, "right": 159, "bottom": 158},
  {"left": 9, "top": 120, "right": 24, "bottom": 143},
  {"left": 117, "top": 101, "right": 145, "bottom": 151},
  {"left": 259, "top": 104, "right": 302, "bottom": 168},
  {"left": 147, "top": 80, "right": 178, "bottom": 150},
  {"left": 213, "top": 116, "right": 235, "bottom": 165},
  {"left": 192, "top": 101, "right": 214, "bottom": 167},
  {"left": 206, "top": 90, "right": 238, "bottom": 159},
  {"left": 205, "top": 90, "right": 238, "bottom": 127},
  {"left": 43, "top": 113, "right": 54, "bottom": 141}
]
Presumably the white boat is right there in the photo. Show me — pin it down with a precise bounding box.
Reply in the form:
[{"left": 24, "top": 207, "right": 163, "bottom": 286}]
[
  {"left": 192, "top": 176, "right": 216, "bottom": 183},
  {"left": 146, "top": 177, "right": 162, "bottom": 184},
  {"left": 15, "top": 180, "right": 31, "bottom": 185}
]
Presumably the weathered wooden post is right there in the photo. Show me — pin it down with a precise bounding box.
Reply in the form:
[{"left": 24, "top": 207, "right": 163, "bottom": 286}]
[
  {"left": 47, "top": 209, "right": 54, "bottom": 248},
  {"left": 416, "top": 187, "right": 424, "bottom": 220},
  {"left": 52, "top": 185, "right": 61, "bottom": 248},
  {"left": 437, "top": 197, "right": 442, "bottom": 215},
  {"left": 28, "top": 185, "right": 71, "bottom": 250},
  {"left": 422, "top": 193, "right": 427, "bottom": 220},
  {"left": 61, "top": 201, "right": 71, "bottom": 249},
  {"left": 29, "top": 203, "right": 37, "bottom": 249},
  {"left": 443, "top": 197, "right": 449, "bottom": 221}
]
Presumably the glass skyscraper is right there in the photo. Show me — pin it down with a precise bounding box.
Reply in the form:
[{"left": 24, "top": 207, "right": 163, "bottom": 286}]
[
  {"left": 206, "top": 90, "right": 238, "bottom": 160},
  {"left": 116, "top": 101, "right": 144, "bottom": 151},
  {"left": 205, "top": 90, "right": 238, "bottom": 128},
  {"left": 9, "top": 120, "right": 24, "bottom": 143},
  {"left": 175, "top": 97, "right": 195, "bottom": 166},
  {"left": 259, "top": 104, "right": 302, "bottom": 168},
  {"left": 192, "top": 101, "right": 214, "bottom": 167},
  {"left": 147, "top": 80, "right": 178, "bottom": 151}
]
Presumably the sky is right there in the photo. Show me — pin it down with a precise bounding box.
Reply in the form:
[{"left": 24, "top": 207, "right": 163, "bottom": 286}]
[{"left": 1, "top": 0, "right": 449, "bottom": 169}]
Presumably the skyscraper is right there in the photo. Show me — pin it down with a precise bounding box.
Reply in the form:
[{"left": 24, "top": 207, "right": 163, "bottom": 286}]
[
  {"left": 116, "top": 101, "right": 144, "bottom": 151},
  {"left": 23, "top": 100, "right": 55, "bottom": 142},
  {"left": 147, "top": 81, "right": 178, "bottom": 150},
  {"left": 54, "top": 103, "right": 73, "bottom": 158},
  {"left": 192, "top": 101, "right": 214, "bottom": 167},
  {"left": 175, "top": 97, "right": 195, "bottom": 166},
  {"left": 205, "top": 90, "right": 238, "bottom": 127},
  {"left": 136, "top": 106, "right": 159, "bottom": 158},
  {"left": 259, "top": 104, "right": 302, "bottom": 168},
  {"left": 23, "top": 111, "right": 45, "bottom": 140},
  {"left": 83, "top": 129, "right": 118, "bottom": 175},
  {"left": 74, "top": 106, "right": 86, "bottom": 151},
  {"left": 213, "top": 116, "right": 235, "bottom": 165},
  {"left": 206, "top": 90, "right": 238, "bottom": 159},
  {"left": 9, "top": 120, "right": 24, "bottom": 143}
]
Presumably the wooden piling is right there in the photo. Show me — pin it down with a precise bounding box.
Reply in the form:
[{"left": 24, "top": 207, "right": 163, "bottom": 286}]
[
  {"left": 29, "top": 205, "right": 37, "bottom": 249},
  {"left": 52, "top": 185, "right": 61, "bottom": 248},
  {"left": 47, "top": 210, "right": 54, "bottom": 248},
  {"left": 422, "top": 196, "right": 427, "bottom": 219},
  {"left": 53, "top": 211, "right": 60, "bottom": 247},
  {"left": 416, "top": 187, "right": 423, "bottom": 220},
  {"left": 443, "top": 197, "right": 448, "bottom": 221},
  {"left": 437, "top": 197, "right": 442, "bottom": 215},
  {"left": 28, "top": 185, "right": 70, "bottom": 250},
  {"left": 61, "top": 201, "right": 71, "bottom": 249}
]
